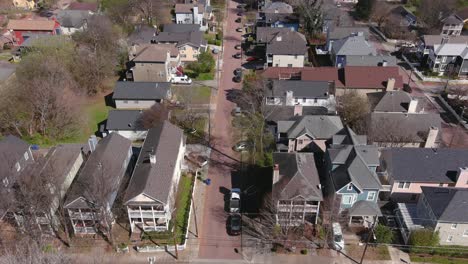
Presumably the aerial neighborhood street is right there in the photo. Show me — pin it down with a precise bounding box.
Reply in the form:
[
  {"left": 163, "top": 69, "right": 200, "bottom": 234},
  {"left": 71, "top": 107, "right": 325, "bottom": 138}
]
[{"left": 1, "top": 0, "right": 468, "bottom": 263}]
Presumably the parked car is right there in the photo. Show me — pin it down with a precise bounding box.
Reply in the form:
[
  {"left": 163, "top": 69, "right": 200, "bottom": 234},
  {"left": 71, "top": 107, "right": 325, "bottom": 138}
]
[
  {"left": 171, "top": 75, "right": 192, "bottom": 84},
  {"left": 233, "top": 75, "right": 242, "bottom": 83},
  {"left": 212, "top": 48, "right": 220, "bottom": 54},
  {"left": 236, "top": 27, "right": 243, "bottom": 32},
  {"left": 235, "top": 17, "right": 241, "bottom": 23},
  {"left": 232, "top": 107, "right": 242, "bottom": 116},
  {"left": 234, "top": 68, "right": 242, "bottom": 76},
  {"left": 233, "top": 52, "right": 241, "bottom": 59},
  {"left": 234, "top": 44, "right": 241, "bottom": 50},
  {"left": 234, "top": 141, "right": 250, "bottom": 151},
  {"left": 228, "top": 214, "right": 241, "bottom": 236},
  {"left": 230, "top": 188, "right": 241, "bottom": 213},
  {"left": 246, "top": 57, "right": 259, "bottom": 62},
  {"left": 332, "top": 222, "right": 344, "bottom": 251},
  {"left": 237, "top": 12, "right": 243, "bottom": 16}
]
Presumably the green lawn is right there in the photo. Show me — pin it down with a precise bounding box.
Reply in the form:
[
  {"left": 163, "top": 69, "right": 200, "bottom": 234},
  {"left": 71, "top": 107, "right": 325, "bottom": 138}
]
[
  {"left": 411, "top": 255, "right": 468, "bottom": 264},
  {"left": 0, "top": 53, "right": 12, "bottom": 61},
  {"left": 172, "top": 85, "right": 212, "bottom": 105},
  {"left": 196, "top": 71, "right": 215, "bottom": 81}
]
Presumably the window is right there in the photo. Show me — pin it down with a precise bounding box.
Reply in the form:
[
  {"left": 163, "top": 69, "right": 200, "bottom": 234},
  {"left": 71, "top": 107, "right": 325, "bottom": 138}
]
[
  {"left": 15, "top": 162, "right": 20, "bottom": 172},
  {"left": 447, "top": 235, "right": 453, "bottom": 242},
  {"left": 342, "top": 195, "right": 354, "bottom": 204},
  {"left": 134, "top": 100, "right": 139, "bottom": 104},
  {"left": 442, "top": 56, "right": 447, "bottom": 63},
  {"left": 451, "top": 223, "right": 458, "bottom": 229},
  {"left": 439, "top": 183, "right": 444, "bottom": 187},
  {"left": 24, "top": 152, "right": 29, "bottom": 160},
  {"left": 398, "top": 182, "right": 410, "bottom": 189},
  {"left": 295, "top": 97, "right": 298, "bottom": 103},
  {"left": 367, "top": 191, "right": 376, "bottom": 201},
  {"left": 347, "top": 184, "right": 353, "bottom": 191},
  {"left": 410, "top": 194, "right": 417, "bottom": 201},
  {"left": 287, "top": 64, "right": 293, "bottom": 68},
  {"left": 294, "top": 55, "right": 298, "bottom": 59},
  {"left": 298, "top": 139, "right": 303, "bottom": 145},
  {"left": 314, "top": 98, "right": 318, "bottom": 103},
  {"left": 302, "top": 98, "right": 306, "bottom": 102},
  {"left": 123, "top": 100, "right": 128, "bottom": 104},
  {"left": 180, "top": 54, "right": 187, "bottom": 58}
]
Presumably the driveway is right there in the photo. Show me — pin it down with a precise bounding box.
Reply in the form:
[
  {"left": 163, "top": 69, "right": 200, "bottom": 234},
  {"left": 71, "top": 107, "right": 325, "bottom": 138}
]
[{"left": 197, "top": 0, "right": 243, "bottom": 260}]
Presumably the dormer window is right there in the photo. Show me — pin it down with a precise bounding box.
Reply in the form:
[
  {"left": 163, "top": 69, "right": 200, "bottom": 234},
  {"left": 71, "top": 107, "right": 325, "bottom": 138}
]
[{"left": 347, "top": 184, "right": 353, "bottom": 191}]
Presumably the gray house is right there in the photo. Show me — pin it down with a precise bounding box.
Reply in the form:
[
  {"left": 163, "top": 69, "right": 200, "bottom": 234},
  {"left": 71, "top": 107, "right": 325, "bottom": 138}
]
[
  {"left": 64, "top": 133, "right": 132, "bottom": 235},
  {"left": 113, "top": 81, "right": 172, "bottom": 109},
  {"left": 124, "top": 121, "right": 185, "bottom": 233},
  {"left": 273, "top": 152, "right": 322, "bottom": 226},
  {"left": 330, "top": 35, "right": 377, "bottom": 67},
  {"left": 56, "top": 10, "right": 90, "bottom": 35},
  {"left": 396, "top": 186, "right": 468, "bottom": 246},
  {"left": 441, "top": 14, "right": 464, "bottom": 36},
  {"left": 323, "top": 26, "right": 369, "bottom": 53}
]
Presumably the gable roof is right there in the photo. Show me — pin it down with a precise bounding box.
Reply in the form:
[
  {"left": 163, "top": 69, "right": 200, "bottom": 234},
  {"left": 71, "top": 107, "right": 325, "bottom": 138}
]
[
  {"left": 264, "top": 2, "right": 293, "bottom": 14},
  {"left": 64, "top": 133, "right": 132, "bottom": 208},
  {"left": 367, "top": 90, "right": 413, "bottom": 112},
  {"left": 267, "top": 80, "right": 331, "bottom": 99},
  {"left": 433, "top": 43, "right": 468, "bottom": 58},
  {"left": 153, "top": 31, "right": 205, "bottom": 48},
  {"left": 256, "top": 27, "right": 307, "bottom": 55},
  {"left": 124, "top": 121, "right": 184, "bottom": 204},
  {"left": 264, "top": 13, "right": 299, "bottom": 24},
  {"left": 107, "top": 110, "right": 146, "bottom": 131},
  {"left": 68, "top": 1, "right": 98, "bottom": 12},
  {"left": 441, "top": 14, "right": 464, "bottom": 25},
  {"left": 163, "top": 24, "right": 200, "bottom": 33},
  {"left": 175, "top": 3, "right": 204, "bottom": 14},
  {"left": 423, "top": 35, "right": 468, "bottom": 47},
  {"left": 57, "top": 10, "right": 89, "bottom": 28},
  {"left": 421, "top": 187, "right": 468, "bottom": 223},
  {"left": 344, "top": 66, "right": 403, "bottom": 89},
  {"left": 380, "top": 148, "right": 468, "bottom": 183},
  {"left": 128, "top": 25, "right": 157, "bottom": 45},
  {"left": 264, "top": 105, "right": 329, "bottom": 123},
  {"left": 0, "top": 135, "right": 31, "bottom": 179},
  {"left": 7, "top": 19, "right": 57, "bottom": 31},
  {"left": 369, "top": 112, "right": 442, "bottom": 143},
  {"left": 113, "top": 82, "right": 171, "bottom": 100},
  {"left": 349, "top": 200, "right": 382, "bottom": 216},
  {"left": 273, "top": 153, "right": 322, "bottom": 201},
  {"left": 328, "top": 27, "right": 369, "bottom": 40},
  {"left": 332, "top": 35, "right": 376, "bottom": 56},
  {"left": 345, "top": 55, "right": 397, "bottom": 67},
  {"left": 131, "top": 44, "right": 178, "bottom": 62},
  {"left": 278, "top": 115, "right": 343, "bottom": 139}
]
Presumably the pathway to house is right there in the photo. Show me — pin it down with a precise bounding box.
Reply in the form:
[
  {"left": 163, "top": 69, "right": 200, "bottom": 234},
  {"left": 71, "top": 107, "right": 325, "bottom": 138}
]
[{"left": 197, "top": 0, "right": 244, "bottom": 260}]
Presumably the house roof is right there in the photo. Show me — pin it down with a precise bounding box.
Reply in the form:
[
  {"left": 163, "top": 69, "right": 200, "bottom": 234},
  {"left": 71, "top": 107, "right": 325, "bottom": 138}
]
[
  {"left": 272, "top": 153, "right": 323, "bottom": 201},
  {"left": 349, "top": 200, "right": 382, "bottom": 216},
  {"left": 7, "top": 19, "right": 57, "bottom": 31},
  {"left": 113, "top": 82, "right": 171, "bottom": 100},
  {"left": 268, "top": 80, "right": 331, "bottom": 99},
  {"left": 0, "top": 135, "right": 30, "bottom": 178},
  {"left": 367, "top": 90, "right": 415, "bottom": 113},
  {"left": 256, "top": 27, "right": 307, "bottom": 55},
  {"left": 57, "top": 10, "right": 89, "bottom": 28},
  {"left": 107, "top": 110, "right": 146, "bottom": 131},
  {"left": 175, "top": 3, "right": 204, "bottom": 14},
  {"left": 441, "top": 14, "right": 464, "bottom": 25},
  {"left": 264, "top": 105, "right": 329, "bottom": 123},
  {"left": 433, "top": 43, "right": 468, "bottom": 58},
  {"left": 64, "top": 133, "right": 131, "bottom": 208},
  {"left": 421, "top": 187, "right": 468, "bottom": 223},
  {"left": 328, "top": 27, "right": 369, "bottom": 40},
  {"left": 128, "top": 25, "right": 157, "bottom": 45},
  {"left": 264, "top": 13, "right": 299, "bottom": 24},
  {"left": 20, "top": 34, "right": 55, "bottom": 47},
  {"left": 344, "top": 66, "right": 403, "bottom": 89},
  {"left": 68, "top": 1, "right": 98, "bottom": 12},
  {"left": 345, "top": 55, "right": 397, "bottom": 67},
  {"left": 369, "top": 112, "right": 442, "bottom": 143},
  {"left": 163, "top": 23, "right": 200, "bottom": 33},
  {"left": 131, "top": 44, "right": 178, "bottom": 62},
  {"left": 124, "top": 121, "right": 184, "bottom": 204},
  {"left": 278, "top": 115, "right": 343, "bottom": 139},
  {"left": 331, "top": 35, "right": 376, "bottom": 56},
  {"left": 423, "top": 35, "right": 468, "bottom": 47},
  {"left": 153, "top": 31, "right": 205, "bottom": 48},
  {"left": 264, "top": 2, "right": 293, "bottom": 14},
  {"left": 380, "top": 148, "right": 468, "bottom": 183}
]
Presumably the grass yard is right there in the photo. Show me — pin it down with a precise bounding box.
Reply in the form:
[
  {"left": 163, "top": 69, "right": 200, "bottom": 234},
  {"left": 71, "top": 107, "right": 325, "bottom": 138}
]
[
  {"left": 172, "top": 85, "right": 212, "bottom": 105},
  {"left": 0, "top": 53, "right": 12, "bottom": 61},
  {"left": 411, "top": 255, "right": 468, "bottom": 264},
  {"left": 196, "top": 71, "right": 215, "bottom": 81},
  {"left": 347, "top": 244, "right": 391, "bottom": 261}
]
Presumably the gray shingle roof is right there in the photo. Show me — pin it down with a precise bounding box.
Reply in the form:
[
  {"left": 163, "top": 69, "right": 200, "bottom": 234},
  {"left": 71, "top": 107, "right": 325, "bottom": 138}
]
[
  {"left": 421, "top": 187, "right": 468, "bottom": 222},
  {"left": 124, "top": 121, "right": 184, "bottom": 204},
  {"left": 369, "top": 112, "right": 442, "bottom": 143},
  {"left": 256, "top": 27, "right": 307, "bottom": 55},
  {"left": 332, "top": 35, "right": 376, "bottom": 56},
  {"left": 380, "top": 148, "right": 468, "bottom": 183},
  {"left": 153, "top": 31, "right": 205, "bottom": 48},
  {"left": 345, "top": 55, "right": 396, "bottom": 67},
  {"left": 367, "top": 91, "right": 413, "bottom": 113},
  {"left": 0, "top": 135, "right": 30, "bottom": 179},
  {"left": 349, "top": 200, "right": 382, "bottom": 216},
  {"left": 113, "top": 82, "right": 171, "bottom": 100},
  {"left": 264, "top": 13, "right": 299, "bottom": 24},
  {"left": 265, "top": 105, "right": 329, "bottom": 123},
  {"left": 267, "top": 80, "right": 331, "bottom": 98},
  {"left": 163, "top": 24, "right": 200, "bottom": 33},
  {"left": 273, "top": 153, "right": 323, "bottom": 201},
  {"left": 441, "top": 14, "right": 464, "bottom": 25},
  {"left": 107, "top": 110, "right": 145, "bottom": 131},
  {"left": 57, "top": 10, "right": 89, "bottom": 28},
  {"left": 65, "top": 133, "right": 132, "bottom": 208},
  {"left": 263, "top": 2, "right": 293, "bottom": 14},
  {"left": 328, "top": 27, "right": 369, "bottom": 40},
  {"left": 278, "top": 115, "right": 343, "bottom": 139},
  {"left": 128, "top": 25, "right": 157, "bottom": 45},
  {"left": 423, "top": 35, "right": 468, "bottom": 47}
]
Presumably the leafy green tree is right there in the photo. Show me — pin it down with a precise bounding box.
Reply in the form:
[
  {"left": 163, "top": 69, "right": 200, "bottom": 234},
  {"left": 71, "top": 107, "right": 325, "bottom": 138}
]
[
  {"left": 355, "top": 0, "right": 375, "bottom": 20},
  {"left": 187, "top": 50, "right": 215, "bottom": 76},
  {"left": 374, "top": 224, "right": 393, "bottom": 244}
]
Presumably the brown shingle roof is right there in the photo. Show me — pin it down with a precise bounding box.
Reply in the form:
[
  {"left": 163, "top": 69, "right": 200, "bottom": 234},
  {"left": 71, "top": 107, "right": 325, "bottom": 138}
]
[
  {"left": 132, "top": 44, "right": 178, "bottom": 62},
  {"left": 175, "top": 4, "right": 203, "bottom": 14},
  {"left": 7, "top": 19, "right": 57, "bottom": 31},
  {"left": 344, "top": 66, "right": 403, "bottom": 89}
]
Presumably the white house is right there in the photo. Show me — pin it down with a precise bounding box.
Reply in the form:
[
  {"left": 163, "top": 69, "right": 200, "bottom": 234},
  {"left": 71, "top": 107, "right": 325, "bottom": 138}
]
[
  {"left": 106, "top": 110, "right": 149, "bottom": 141},
  {"left": 175, "top": 2, "right": 212, "bottom": 31},
  {"left": 56, "top": 10, "right": 91, "bottom": 35}
]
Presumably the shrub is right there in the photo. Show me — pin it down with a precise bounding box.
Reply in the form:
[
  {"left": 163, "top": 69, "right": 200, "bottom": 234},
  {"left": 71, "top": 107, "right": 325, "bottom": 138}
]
[
  {"left": 300, "top": 249, "right": 308, "bottom": 255},
  {"left": 409, "top": 229, "right": 440, "bottom": 253},
  {"left": 374, "top": 224, "right": 393, "bottom": 244}
]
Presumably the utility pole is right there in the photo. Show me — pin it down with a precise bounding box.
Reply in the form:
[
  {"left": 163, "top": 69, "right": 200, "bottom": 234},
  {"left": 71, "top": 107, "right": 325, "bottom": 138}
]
[
  {"left": 360, "top": 216, "right": 377, "bottom": 264},
  {"left": 407, "top": 68, "right": 414, "bottom": 86}
]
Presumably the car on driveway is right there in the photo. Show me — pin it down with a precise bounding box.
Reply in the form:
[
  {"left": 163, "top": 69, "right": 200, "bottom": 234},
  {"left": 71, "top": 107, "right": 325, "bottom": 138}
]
[
  {"left": 230, "top": 188, "right": 241, "bottom": 213},
  {"left": 234, "top": 141, "right": 250, "bottom": 151},
  {"left": 237, "top": 12, "right": 243, "bottom": 16},
  {"left": 228, "top": 214, "right": 241, "bottom": 236},
  {"left": 233, "top": 52, "right": 241, "bottom": 59},
  {"left": 236, "top": 27, "right": 243, "bottom": 32},
  {"left": 212, "top": 48, "right": 219, "bottom": 54},
  {"left": 234, "top": 44, "right": 241, "bottom": 50}
]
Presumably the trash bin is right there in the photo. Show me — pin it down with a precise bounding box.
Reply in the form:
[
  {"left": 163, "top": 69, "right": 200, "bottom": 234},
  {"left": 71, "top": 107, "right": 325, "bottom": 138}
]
[{"left": 205, "top": 178, "right": 211, "bottom": 185}]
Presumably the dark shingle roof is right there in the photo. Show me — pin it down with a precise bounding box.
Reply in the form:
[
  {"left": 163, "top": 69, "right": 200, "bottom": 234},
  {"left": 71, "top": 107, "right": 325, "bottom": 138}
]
[
  {"left": 124, "top": 121, "right": 184, "bottom": 204},
  {"left": 113, "top": 82, "right": 171, "bottom": 100},
  {"left": 441, "top": 14, "right": 464, "bottom": 25},
  {"left": 57, "top": 10, "right": 89, "bottom": 28},
  {"left": 128, "top": 25, "right": 157, "bottom": 45},
  {"left": 256, "top": 27, "right": 307, "bottom": 55},
  {"left": 0, "top": 135, "right": 30, "bottom": 176},
  {"left": 278, "top": 115, "right": 343, "bottom": 139},
  {"left": 268, "top": 80, "right": 331, "bottom": 98},
  {"left": 328, "top": 27, "right": 369, "bottom": 40},
  {"left": 265, "top": 106, "right": 329, "bottom": 123},
  {"left": 380, "top": 148, "right": 468, "bottom": 183},
  {"left": 65, "top": 133, "right": 132, "bottom": 208},
  {"left": 345, "top": 55, "right": 397, "bottom": 67},
  {"left": 153, "top": 31, "right": 205, "bottom": 48},
  {"left": 273, "top": 153, "right": 322, "bottom": 201},
  {"left": 349, "top": 200, "right": 382, "bottom": 216},
  {"left": 421, "top": 187, "right": 468, "bottom": 222},
  {"left": 367, "top": 91, "right": 413, "bottom": 112},
  {"left": 107, "top": 110, "right": 145, "bottom": 131},
  {"left": 163, "top": 24, "right": 200, "bottom": 33}
]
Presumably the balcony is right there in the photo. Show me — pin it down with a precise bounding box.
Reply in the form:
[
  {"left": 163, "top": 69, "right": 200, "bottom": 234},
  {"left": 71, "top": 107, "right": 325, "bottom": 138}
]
[
  {"left": 277, "top": 204, "right": 318, "bottom": 213},
  {"left": 128, "top": 210, "right": 166, "bottom": 218}
]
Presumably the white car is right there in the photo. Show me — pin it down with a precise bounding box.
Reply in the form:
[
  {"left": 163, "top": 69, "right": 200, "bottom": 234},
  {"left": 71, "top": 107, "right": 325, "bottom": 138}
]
[
  {"left": 172, "top": 75, "right": 192, "bottom": 84},
  {"left": 332, "top": 222, "right": 345, "bottom": 251},
  {"left": 230, "top": 188, "right": 241, "bottom": 213}
]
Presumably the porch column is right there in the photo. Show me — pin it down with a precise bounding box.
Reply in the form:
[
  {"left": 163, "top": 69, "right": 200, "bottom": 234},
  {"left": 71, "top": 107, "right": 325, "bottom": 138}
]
[
  {"left": 349, "top": 215, "right": 352, "bottom": 225},
  {"left": 139, "top": 206, "right": 145, "bottom": 231},
  {"left": 151, "top": 205, "right": 157, "bottom": 230},
  {"left": 127, "top": 206, "right": 133, "bottom": 233},
  {"left": 315, "top": 201, "right": 320, "bottom": 225}
]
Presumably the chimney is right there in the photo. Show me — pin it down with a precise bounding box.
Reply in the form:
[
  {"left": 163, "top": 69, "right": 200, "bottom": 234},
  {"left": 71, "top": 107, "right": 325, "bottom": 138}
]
[
  {"left": 193, "top": 5, "right": 199, "bottom": 24},
  {"left": 131, "top": 44, "right": 137, "bottom": 57},
  {"left": 357, "top": 31, "right": 364, "bottom": 37},
  {"left": 386, "top": 78, "right": 395, "bottom": 91},
  {"left": 285, "top": 90, "right": 294, "bottom": 106},
  {"left": 274, "top": 8, "right": 279, "bottom": 13},
  {"left": 424, "top": 126, "right": 439, "bottom": 148},
  {"left": 408, "top": 99, "right": 418, "bottom": 113},
  {"left": 88, "top": 135, "right": 98, "bottom": 152},
  {"left": 149, "top": 154, "right": 156, "bottom": 165},
  {"left": 273, "top": 164, "right": 280, "bottom": 184},
  {"left": 294, "top": 105, "right": 303, "bottom": 116},
  {"left": 382, "top": 60, "right": 388, "bottom": 67},
  {"left": 276, "top": 35, "right": 282, "bottom": 42},
  {"left": 455, "top": 167, "right": 468, "bottom": 187}
]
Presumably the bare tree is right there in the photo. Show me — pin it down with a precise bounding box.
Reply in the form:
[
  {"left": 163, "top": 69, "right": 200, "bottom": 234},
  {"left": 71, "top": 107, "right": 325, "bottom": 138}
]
[
  {"left": 296, "top": 0, "right": 323, "bottom": 38},
  {"left": 368, "top": 117, "right": 420, "bottom": 147},
  {"left": 130, "top": 0, "right": 174, "bottom": 26},
  {"left": 370, "top": 2, "right": 392, "bottom": 28},
  {"left": 419, "top": 0, "right": 456, "bottom": 33},
  {"left": 140, "top": 103, "right": 170, "bottom": 129},
  {"left": 0, "top": 237, "right": 70, "bottom": 264},
  {"left": 382, "top": 16, "right": 416, "bottom": 41},
  {"left": 337, "top": 91, "right": 370, "bottom": 134}
]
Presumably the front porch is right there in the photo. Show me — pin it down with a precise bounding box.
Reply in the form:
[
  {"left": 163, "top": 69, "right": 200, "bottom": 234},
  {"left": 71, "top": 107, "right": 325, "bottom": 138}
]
[{"left": 347, "top": 200, "right": 383, "bottom": 228}]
